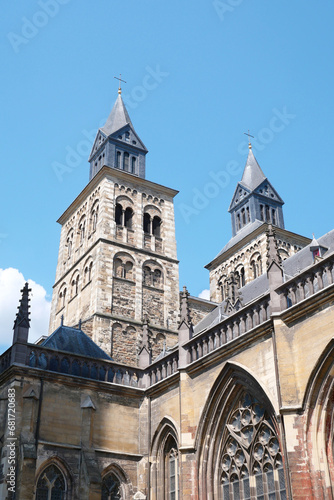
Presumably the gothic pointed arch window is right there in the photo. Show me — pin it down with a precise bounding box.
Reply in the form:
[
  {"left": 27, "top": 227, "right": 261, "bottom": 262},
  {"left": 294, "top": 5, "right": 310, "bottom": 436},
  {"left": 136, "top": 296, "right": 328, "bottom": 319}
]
[
  {"left": 220, "top": 393, "right": 286, "bottom": 500},
  {"left": 35, "top": 464, "right": 66, "bottom": 500},
  {"left": 101, "top": 473, "right": 121, "bottom": 500},
  {"left": 165, "top": 437, "right": 179, "bottom": 500}
]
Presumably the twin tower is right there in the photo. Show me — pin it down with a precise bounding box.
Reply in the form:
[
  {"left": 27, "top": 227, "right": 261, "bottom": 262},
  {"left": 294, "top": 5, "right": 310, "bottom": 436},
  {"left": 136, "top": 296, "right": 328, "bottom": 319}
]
[
  {"left": 48, "top": 92, "right": 305, "bottom": 366},
  {"left": 48, "top": 92, "right": 180, "bottom": 365}
]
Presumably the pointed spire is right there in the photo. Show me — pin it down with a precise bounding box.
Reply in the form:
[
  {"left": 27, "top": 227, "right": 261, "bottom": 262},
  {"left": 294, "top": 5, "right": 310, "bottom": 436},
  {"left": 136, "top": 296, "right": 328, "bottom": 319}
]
[
  {"left": 266, "top": 224, "right": 282, "bottom": 270},
  {"left": 138, "top": 316, "right": 152, "bottom": 368},
  {"left": 12, "top": 282, "right": 31, "bottom": 346},
  {"left": 241, "top": 149, "right": 266, "bottom": 191},
  {"left": 101, "top": 94, "right": 134, "bottom": 137},
  {"left": 13, "top": 282, "right": 31, "bottom": 331},
  {"left": 180, "top": 286, "right": 192, "bottom": 326}
]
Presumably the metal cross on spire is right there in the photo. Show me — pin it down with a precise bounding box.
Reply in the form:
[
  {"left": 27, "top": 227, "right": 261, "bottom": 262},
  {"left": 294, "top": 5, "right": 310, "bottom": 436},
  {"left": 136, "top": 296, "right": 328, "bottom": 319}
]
[
  {"left": 244, "top": 130, "right": 254, "bottom": 149},
  {"left": 114, "top": 74, "right": 127, "bottom": 95}
]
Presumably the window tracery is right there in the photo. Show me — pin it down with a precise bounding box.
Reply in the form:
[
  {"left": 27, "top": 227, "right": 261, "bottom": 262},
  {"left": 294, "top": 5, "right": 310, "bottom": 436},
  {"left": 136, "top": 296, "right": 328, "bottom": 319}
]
[
  {"left": 220, "top": 393, "right": 286, "bottom": 500},
  {"left": 101, "top": 473, "right": 122, "bottom": 500},
  {"left": 36, "top": 464, "right": 66, "bottom": 500}
]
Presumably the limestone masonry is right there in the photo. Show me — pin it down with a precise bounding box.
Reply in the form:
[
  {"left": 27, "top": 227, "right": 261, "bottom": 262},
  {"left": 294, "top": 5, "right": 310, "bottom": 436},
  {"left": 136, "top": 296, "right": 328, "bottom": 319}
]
[{"left": 1, "top": 93, "right": 334, "bottom": 499}]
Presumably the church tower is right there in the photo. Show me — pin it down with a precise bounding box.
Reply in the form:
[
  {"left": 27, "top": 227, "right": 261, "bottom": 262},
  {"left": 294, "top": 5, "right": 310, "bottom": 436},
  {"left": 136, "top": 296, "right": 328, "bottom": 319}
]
[
  {"left": 49, "top": 90, "right": 180, "bottom": 365},
  {"left": 206, "top": 143, "right": 311, "bottom": 303}
]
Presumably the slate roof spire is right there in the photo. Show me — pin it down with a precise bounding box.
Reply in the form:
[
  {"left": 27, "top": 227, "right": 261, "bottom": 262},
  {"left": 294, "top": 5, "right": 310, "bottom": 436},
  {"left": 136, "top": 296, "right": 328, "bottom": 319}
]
[
  {"left": 100, "top": 94, "right": 134, "bottom": 137},
  {"left": 240, "top": 148, "right": 266, "bottom": 191},
  {"left": 88, "top": 91, "right": 148, "bottom": 180},
  {"left": 228, "top": 147, "right": 285, "bottom": 237}
]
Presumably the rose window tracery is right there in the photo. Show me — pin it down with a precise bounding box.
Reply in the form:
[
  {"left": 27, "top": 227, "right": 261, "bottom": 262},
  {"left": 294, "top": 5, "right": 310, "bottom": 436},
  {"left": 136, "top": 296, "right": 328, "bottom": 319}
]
[{"left": 220, "top": 393, "right": 286, "bottom": 500}]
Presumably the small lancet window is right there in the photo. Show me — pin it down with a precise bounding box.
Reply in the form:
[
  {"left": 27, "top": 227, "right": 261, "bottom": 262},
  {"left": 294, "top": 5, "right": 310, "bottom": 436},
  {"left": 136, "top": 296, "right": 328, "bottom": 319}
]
[
  {"left": 265, "top": 205, "right": 270, "bottom": 222},
  {"left": 131, "top": 156, "right": 136, "bottom": 174},
  {"left": 260, "top": 204, "right": 264, "bottom": 221},
  {"left": 101, "top": 473, "right": 121, "bottom": 500},
  {"left": 35, "top": 464, "right": 66, "bottom": 500},
  {"left": 123, "top": 152, "right": 129, "bottom": 171},
  {"left": 117, "top": 151, "right": 121, "bottom": 169}
]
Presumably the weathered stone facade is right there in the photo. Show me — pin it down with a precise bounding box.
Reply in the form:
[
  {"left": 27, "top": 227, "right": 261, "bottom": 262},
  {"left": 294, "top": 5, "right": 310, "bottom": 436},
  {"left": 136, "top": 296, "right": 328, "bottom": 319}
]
[
  {"left": 49, "top": 167, "right": 180, "bottom": 366},
  {"left": 1, "top": 95, "right": 334, "bottom": 499}
]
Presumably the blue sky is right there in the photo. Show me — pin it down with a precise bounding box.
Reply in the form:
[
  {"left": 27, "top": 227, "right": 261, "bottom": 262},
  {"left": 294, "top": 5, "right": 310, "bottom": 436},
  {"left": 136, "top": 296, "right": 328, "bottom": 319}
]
[{"left": 1, "top": 0, "right": 334, "bottom": 347}]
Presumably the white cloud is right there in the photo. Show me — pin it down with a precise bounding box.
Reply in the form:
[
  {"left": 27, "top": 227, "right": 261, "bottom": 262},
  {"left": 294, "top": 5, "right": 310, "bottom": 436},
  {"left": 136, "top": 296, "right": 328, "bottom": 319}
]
[
  {"left": 0, "top": 268, "right": 51, "bottom": 351},
  {"left": 198, "top": 289, "right": 210, "bottom": 300}
]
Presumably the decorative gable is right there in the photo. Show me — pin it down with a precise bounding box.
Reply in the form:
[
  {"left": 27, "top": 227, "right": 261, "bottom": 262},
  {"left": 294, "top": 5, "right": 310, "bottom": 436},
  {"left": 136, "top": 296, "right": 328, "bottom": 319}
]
[
  {"left": 254, "top": 180, "right": 284, "bottom": 204},
  {"left": 88, "top": 130, "right": 107, "bottom": 161},
  {"left": 229, "top": 183, "right": 252, "bottom": 211}
]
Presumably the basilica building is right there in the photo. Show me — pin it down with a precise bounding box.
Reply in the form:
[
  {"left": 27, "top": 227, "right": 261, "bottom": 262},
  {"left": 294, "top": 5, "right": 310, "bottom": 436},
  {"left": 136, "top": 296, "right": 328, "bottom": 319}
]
[{"left": 1, "top": 90, "right": 334, "bottom": 499}]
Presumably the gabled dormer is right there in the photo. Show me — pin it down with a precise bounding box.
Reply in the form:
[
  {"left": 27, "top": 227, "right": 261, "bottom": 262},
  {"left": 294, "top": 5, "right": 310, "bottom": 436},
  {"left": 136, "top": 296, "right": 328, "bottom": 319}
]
[
  {"left": 229, "top": 146, "right": 285, "bottom": 236},
  {"left": 88, "top": 92, "right": 148, "bottom": 181}
]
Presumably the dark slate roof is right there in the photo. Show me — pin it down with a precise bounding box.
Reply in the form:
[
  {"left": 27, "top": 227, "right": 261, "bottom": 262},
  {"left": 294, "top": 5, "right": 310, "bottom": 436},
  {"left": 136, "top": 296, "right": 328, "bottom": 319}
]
[
  {"left": 211, "top": 220, "right": 264, "bottom": 262},
  {"left": 240, "top": 149, "right": 266, "bottom": 190},
  {"left": 41, "top": 325, "right": 112, "bottom": 360},
  {"left": 101, "top": 94, "right": 134, "bottom": 136},
  {"left": 196, "top": 228, "right": 334, "bottom": 336},
  {"left": 193, "top": 273, "right": 269, "bottom": 334}
]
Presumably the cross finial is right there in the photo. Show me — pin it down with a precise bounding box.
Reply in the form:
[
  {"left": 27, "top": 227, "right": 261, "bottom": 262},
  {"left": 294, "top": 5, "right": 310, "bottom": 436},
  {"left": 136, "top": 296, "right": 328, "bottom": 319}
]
[
  {"left": 114, "top": 74, "right": 127, "bottom": 95},
  {"left": 244, "top": 130, "right": 254, "bottom": 149}
]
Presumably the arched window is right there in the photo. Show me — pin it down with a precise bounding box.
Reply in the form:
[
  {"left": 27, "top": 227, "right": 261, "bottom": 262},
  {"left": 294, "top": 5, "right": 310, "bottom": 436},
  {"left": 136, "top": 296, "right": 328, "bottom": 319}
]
[
  {"left": 153, "top": 269, "right": 162, "bottom": 287},
  {"left": 164, "top": 436, "right": 179, "bottom": 500},
  {"left": 260, "top": 205, "right": 264, "bottom": 222},
  {"left": 123, "top": 152, "right": 129, "bottom": 171},
  {"left": 246, "top": 206, "right": 250, "bottom": 223},
  {"left": 115, "top": 204, "right": 123, "bottom": 226},
  {"left": 152, "top": 216, "right": 161, "bottom": 237},
  {"left": 101, "top": 473, "right": 121, "bottom": 500},
  {"left": 66, "top": 230, "right": 74, "bottom": 259},
  {"left": 131, "top": 156, "right": 136, "bottom": 174},
  {"left": 272, "top": 209, "right": 277, "bottom": 226},
  {"left": 117, "top": 151, "right": 121, "bottom": 169},
  {"left": 71, "top": 274, "right": 79, "bottom": 297},
  {"left": 143, "top": 266, "right": 152, "bottom": 286},
  {"left": 91, "top": 203, "right": 99, "bottom": 232},
  {"left": 124, "top": 207, "right": 133, "bottom": 229},
  {"left": 84, "top": 260, "right": 93, "bottom": 284},
  {"left": 79, "top": 217, "right": 86, "bottom": 244},
  {"left": 59, "top": 285, "right": 67, "bottom": 309},
  {"left": 237, "top": 214, "right": 241, "bottom": 231},
  {"left": 250, "top": 254, "right": 262, "bottom": 280},
  {"left": 241, "top": 208, "right": 246, "bottom": 226},
  {"left": 36, "top": 464, "right": 66, "bottom": 500},
  {"left": 143, "top": 213, "right": 151, "bottom": 234},
  {"left": 265, "top": 205, "right": 270, "bottom": 222},
  {"left": 220, "top": 393, "right": 286, "bottom": 500}
]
